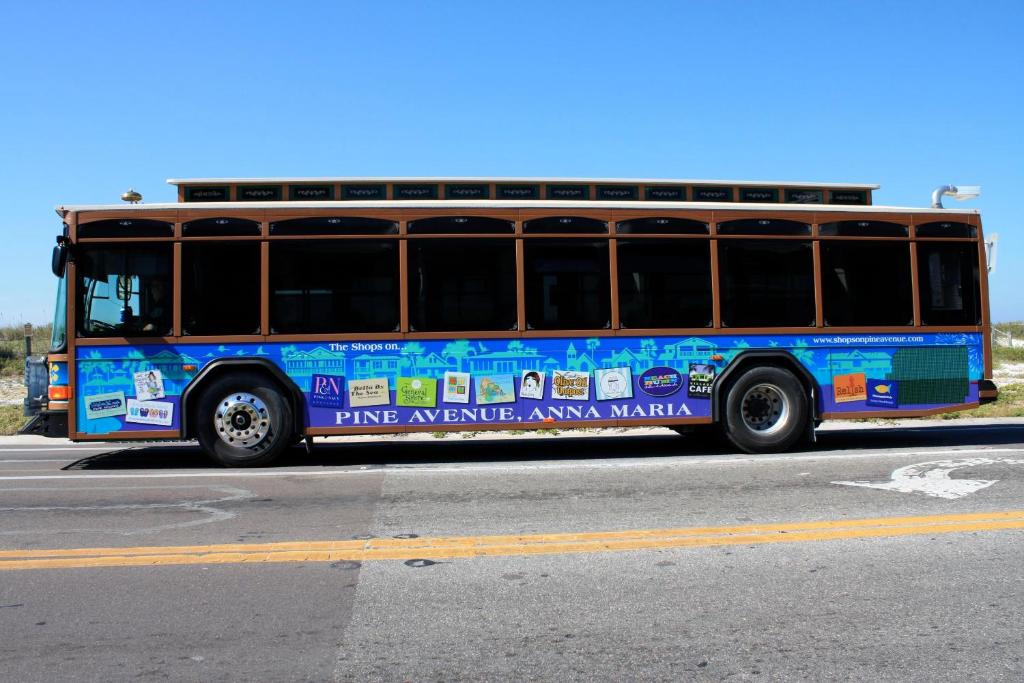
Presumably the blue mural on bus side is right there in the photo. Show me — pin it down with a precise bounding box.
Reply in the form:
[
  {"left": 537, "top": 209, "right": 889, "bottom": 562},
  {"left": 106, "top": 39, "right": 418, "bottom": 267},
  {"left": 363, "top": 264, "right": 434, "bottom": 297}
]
[{"left": 73, "top": 333, "right": 984, "bottom": 435}]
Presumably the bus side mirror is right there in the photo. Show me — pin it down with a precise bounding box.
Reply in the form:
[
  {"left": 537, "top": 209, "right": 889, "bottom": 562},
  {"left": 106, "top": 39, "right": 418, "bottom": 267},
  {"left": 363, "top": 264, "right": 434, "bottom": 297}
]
[{"left": 51, "top": 244, "right": 68, "bottom": 277}]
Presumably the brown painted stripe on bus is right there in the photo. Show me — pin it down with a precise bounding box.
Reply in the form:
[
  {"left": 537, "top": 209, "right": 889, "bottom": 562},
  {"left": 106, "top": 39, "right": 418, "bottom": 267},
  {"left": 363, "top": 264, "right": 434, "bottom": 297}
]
[
  {"left": 65, "top": 222, "right": 78, "bottom": 437},
  {"left": 820, "top": 403, "right": 980, "bottom": 420},
  {"left": 977, "top": 224, "right": 995, "bottom": 379},
  {"left": 73, "top": 430, "right": 180, "bottom": 441},
  {"left": 812, "top": 239, "right": 824, "bottom": 327},
  {"left": 172, "top": 242, "right": 182, "bottom": 337},
  {"left": 67, "top": 325, "right": 986, "bottom": 347},
  {"left": 302, "top": 417, "right": 713, "bottom": 437},
  {"left": 515, "top": 236, "right": 526, "bottom": 331}
]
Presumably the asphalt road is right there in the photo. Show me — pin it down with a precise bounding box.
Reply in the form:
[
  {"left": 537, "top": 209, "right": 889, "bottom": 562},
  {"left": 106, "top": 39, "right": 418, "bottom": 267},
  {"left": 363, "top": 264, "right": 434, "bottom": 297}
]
[{"left": 2, "top": 420, "right": 1024, "bottom": 682}]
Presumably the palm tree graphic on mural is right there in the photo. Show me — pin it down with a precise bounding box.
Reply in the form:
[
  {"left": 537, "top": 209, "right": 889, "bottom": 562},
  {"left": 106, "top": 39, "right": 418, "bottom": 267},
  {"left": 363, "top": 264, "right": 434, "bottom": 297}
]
[
  {"left": 401, "top": 341, "right": 425, "bottom": 376},
  {"left": 640, "top": 338, "right": 657, "bottom": 359},
  {"left": 442, "top": 339, "right": 476, "bottom": 372}
]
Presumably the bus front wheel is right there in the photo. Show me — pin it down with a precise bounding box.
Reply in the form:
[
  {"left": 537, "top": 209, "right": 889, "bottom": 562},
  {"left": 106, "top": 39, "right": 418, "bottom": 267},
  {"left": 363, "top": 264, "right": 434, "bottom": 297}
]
[
  {"left": 721, "top": 366, "right": 808, "bottom": 454},
  {"left": 195, "top": 372, "right": 294, "bottom": 467}
]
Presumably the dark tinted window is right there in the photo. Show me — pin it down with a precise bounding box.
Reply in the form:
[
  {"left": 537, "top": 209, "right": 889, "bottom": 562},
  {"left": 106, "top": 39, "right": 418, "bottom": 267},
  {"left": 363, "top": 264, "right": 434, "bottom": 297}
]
[
  {"left": 617, "top": 240, "right": 712, "bottom": 328},
  {"left": 717, "top": 219, "right": 810, "bottom": 235},
  {"left": 182, "top": 242, "right": 261, "bottom": 335},
  {"left": 408, "top": 240, "right": 517, "bottom": 331},
  {"left": 270, "top": 217, "right": 397, "bottom": 235},
  {"left": 407, "top": 217, "right": 513, "bottom": 234},
  {"left": 615, "top": 217, "right": 708, "bottom": 235},
  {"left": 916, "top": 222, "right": 977, "bottom": 238},
  {"left": 821, "top": 241, "right": 912, "bottom": 326},
  {"left": 918, "top": 243, "right": 981, "bottom": 325},
  {"left": 819, "top": 221, "right": 908, "bottom": 237},
  {"left": 523, "top": 216, "right": 607, "bottom": 234},
  {"left": 270, "top": 241, "right": 399, "bottom": 333},
  {"left": 78, "top": 219, "right": 173, "bottom": 238},
  {"left": 525, "top": 240, "right": 610, "bottom": 329},
  {"left": 76, "top": 245, "right": 172, "bottom": 337},
  {"left": 183, "top": 217, "right": 261, "bottom": 236},
  {"left": 719, "top": 240, "right": 814, "bottom": 327}
]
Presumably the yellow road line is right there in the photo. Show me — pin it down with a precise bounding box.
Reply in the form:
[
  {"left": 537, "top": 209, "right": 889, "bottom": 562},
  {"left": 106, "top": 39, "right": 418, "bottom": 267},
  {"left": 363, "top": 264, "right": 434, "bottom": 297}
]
[{"left": 2, "top": 510, "right": 1023, "bottom": 571}]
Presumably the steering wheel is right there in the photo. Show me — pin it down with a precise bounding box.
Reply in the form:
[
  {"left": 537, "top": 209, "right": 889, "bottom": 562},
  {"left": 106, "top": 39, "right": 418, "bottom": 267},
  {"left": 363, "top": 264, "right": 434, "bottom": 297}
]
[{"left": 89, "top": 320, "right": 118, "bottom": 333}]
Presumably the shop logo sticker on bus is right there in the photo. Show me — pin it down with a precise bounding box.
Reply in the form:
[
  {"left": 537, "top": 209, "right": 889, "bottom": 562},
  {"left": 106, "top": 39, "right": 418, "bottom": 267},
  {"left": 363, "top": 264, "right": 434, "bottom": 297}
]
[
  {"left": 551, "top": 370, "right": 590, "bottom": 401},
  {"left": 638, "top": 367, "right": 682, "bottom": 397},
  {"left": 865, "top": 379, "right": 898, "bottom": 408},
  {"left": 595, "top": 367, "right": 633, "bottom": 400},
  {"left": 833, "top": 372, "right": 867, "bottom": 403},
  {"left": 519, "top": 371, "right": 545, "bottom": 400},
  {"left": 396, "top": 377, "right": 437, "bottom": 408},
  {"left": 476, "top": 375, "right": 516, "bottom": 404},
  {"left": 348, "top": 378, "right": 390, "bottom": 407},
  {"left": 687, "top": 363, "right": 715, "bottom": 399},
  {"left": 125, "top": 399, "right": 173, "bottom": 426},
  {"left": 310, "top": 374, "right": 346, "bottom": 409},
  {"left": 443, "top": 372, "right": 471, "bottom": 404},
  {"left": 85, "top": 391, "right": 126, "bottom": 419},
  {"left": 134, "top": 370, "right": 165, "bottom": 401}
]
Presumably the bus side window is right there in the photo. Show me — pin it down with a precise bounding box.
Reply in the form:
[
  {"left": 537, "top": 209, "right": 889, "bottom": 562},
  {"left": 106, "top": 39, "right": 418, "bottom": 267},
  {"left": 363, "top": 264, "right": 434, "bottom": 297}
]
[
  {"left": 718, "top": 240, "right": 815, "bottom": 328},
  {"left": 917, "top": 243, "right": 981, "bottom": 325},
  {"left": 408, "top": 239, "right": 517, "bottom": 332},
  {"left": 616, "top": 240, "right": 712, "bottom": 328},
  {"left": 76, "top": 245, "right": 173, "bottom": 337},
  {"left": 269, "top": 241, "right": 400, "bottom": 334},
  {"left": 182, "top": 242, "right": 261, "bottom": 335},
  {"left": 524, "top": 240, "right": 610, "bottom": 330},
  {"left": 821, "top": 241, "right": 913, "bottom": 326}
]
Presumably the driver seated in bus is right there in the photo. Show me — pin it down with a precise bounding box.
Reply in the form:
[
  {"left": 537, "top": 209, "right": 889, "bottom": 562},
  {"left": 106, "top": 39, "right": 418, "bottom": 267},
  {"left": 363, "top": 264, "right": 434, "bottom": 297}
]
[{"left": 141, "top": 279, "right": 171, "bottom": 334}]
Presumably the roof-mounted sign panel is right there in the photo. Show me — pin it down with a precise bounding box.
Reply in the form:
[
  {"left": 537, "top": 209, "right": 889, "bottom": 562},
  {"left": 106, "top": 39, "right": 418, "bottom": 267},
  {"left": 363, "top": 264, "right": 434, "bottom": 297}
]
[{"left": 167, "top": 178, "right": 879, "bottom": 206}]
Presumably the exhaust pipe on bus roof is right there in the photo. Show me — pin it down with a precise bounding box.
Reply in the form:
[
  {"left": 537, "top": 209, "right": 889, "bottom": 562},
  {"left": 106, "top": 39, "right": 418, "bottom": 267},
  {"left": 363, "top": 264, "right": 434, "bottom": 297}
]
[{"left": 931, "top": 184, "right": 981, "bottom": 209}]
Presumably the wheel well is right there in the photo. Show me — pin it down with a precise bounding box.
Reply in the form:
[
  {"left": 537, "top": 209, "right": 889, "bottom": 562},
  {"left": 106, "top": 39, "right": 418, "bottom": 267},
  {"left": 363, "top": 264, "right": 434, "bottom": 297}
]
[
  {"left": 180, "top": 359, "right": 305, "bottom": 439},
  {"left": 711, "top": 351, "right": 821, "bottom": 423}
]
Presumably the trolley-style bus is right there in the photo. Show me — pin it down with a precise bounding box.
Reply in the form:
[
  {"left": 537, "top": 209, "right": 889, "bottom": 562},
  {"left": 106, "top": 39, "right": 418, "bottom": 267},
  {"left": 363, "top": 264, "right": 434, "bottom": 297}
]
[{"left": 23, "top": 177, "right": 998, "bottom": 466}]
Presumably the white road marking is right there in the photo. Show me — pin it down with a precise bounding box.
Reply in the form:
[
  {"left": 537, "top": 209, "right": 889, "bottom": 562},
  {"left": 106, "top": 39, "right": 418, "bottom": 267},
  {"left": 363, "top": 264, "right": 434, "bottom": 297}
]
[
  {"left": 0, "top": 447, "right": 137, "bottom": 453},
  {"left": 0, "top": 448, "right": 1019, "bottom": 481},
  {"left": 0, "top": 459, "right": 74, "bottom": 463},
  {"left": 0, "top": 485, "right": 254, "bottom": 536},
  {"left": 833, "top": 457, "right": 1024, "bottom": 499}
]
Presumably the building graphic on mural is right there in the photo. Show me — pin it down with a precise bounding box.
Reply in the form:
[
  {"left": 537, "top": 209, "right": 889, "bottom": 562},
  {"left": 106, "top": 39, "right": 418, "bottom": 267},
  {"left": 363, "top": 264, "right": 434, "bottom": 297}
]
[
  {"left": 467, "top": 341, "right": 544, "bottom": 374},
  {"left": 829, "top": 349, "right": 892, "bottom": 377},
  {"left": 658, "top": 338, "right": 716, "bottom": 366},
  {"left": 352, "top": 354, "right": 402, "bottom": 383},
  {"left": 281, "top": 346, "right": 346, "bottom": 391}
]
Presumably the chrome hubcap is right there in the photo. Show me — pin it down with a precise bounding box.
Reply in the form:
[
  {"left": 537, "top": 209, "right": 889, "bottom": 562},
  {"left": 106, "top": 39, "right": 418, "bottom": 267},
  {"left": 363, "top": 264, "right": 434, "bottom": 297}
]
[
  {"left": 215, "top": 393, "right": 270, "bottom": 447},
  {"left": 740, "top": 383, "right": 790, "bottom": 434}
]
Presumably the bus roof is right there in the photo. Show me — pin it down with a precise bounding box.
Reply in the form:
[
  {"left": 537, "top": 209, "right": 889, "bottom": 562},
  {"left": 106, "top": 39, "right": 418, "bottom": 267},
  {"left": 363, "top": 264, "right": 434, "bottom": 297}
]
[
  {"left": 58, "top": 199, "right": 978, "bottom": 214},
  {"left": 167, "top": 177, "right": 881, "bottom": 190}
]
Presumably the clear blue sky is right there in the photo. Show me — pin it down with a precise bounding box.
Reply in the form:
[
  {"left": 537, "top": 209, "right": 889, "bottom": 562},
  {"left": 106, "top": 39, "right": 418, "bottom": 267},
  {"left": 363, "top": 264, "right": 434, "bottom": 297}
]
[{"left": 1, "top": 0, "right": 1021, "bottom": 325}]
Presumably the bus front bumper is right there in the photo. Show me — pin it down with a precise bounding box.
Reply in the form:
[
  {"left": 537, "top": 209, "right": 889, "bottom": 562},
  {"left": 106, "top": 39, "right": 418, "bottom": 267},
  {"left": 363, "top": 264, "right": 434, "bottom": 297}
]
[
  {"left": 19, "top": 410, "right": 68, "bottom": 439},
  {"left": 979, "top": 380, "right": 999, "bottom": 405}
]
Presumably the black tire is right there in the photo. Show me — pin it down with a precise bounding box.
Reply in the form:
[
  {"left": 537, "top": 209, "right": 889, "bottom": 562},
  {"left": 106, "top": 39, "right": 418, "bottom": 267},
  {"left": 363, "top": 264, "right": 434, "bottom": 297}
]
[
  {"left": 721, "top": 366, "right": 809, "bottom": 454},
  {"left": 195, "top": 372, "right": 295, "bottom": 467}
]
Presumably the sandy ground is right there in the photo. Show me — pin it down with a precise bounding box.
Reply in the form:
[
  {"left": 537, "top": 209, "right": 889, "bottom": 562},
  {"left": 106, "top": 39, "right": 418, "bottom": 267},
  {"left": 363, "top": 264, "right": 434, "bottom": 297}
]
[
  {"left": 0, "top": 378, "right": 26, "bottom": 405},
  {"left": 996, "top": 362, "right": 1024, "bottom": 384}
]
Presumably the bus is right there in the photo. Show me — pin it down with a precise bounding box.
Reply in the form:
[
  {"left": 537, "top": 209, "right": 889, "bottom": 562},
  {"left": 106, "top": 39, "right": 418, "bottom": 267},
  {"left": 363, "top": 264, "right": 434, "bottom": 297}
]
[{"left": 22, "top": 177, "right": 998, "bottom": 466}]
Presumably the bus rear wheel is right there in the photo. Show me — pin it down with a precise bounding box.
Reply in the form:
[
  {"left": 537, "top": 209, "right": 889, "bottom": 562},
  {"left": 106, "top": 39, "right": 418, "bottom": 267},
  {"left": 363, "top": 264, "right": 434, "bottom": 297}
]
[
  {"left": 721, "top": 366, "right": 808, "bottom": 454},
  {"left": 195, "top": 372, "right": 294, "bottom": 467}
]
